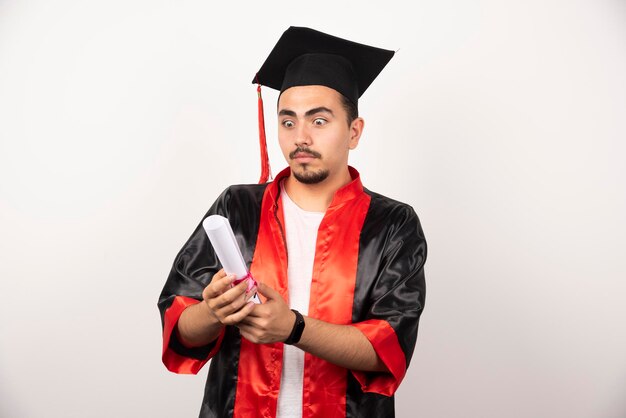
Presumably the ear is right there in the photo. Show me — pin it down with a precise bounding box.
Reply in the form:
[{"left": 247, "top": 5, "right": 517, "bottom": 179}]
[{"left": 349, "top": 117, "right": 364, "bottom": 150}]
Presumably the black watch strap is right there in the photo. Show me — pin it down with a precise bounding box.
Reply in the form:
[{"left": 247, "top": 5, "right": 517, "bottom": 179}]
[{"left": 284, "top": 309, "right": 305, "bottom": 345}]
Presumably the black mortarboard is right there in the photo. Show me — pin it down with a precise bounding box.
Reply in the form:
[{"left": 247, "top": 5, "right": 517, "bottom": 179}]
[
  {"left": 253, "top": 26, "right": 395, "bottom": 106},
  {"left": 252, "top": 27, "right": 395, "bottom": 184}
]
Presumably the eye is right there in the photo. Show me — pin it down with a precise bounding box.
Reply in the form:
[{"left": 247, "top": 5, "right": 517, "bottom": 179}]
[
  {"left": 282, "top": 120, "right": 295, "bottom": 128},
  {"left": 313, "top": 118, "right": 327, "bottom": 126}
]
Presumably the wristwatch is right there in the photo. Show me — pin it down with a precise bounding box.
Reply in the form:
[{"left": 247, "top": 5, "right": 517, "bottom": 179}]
[{"left": 284, "top": 309, "right": 305, "bottom": 345}]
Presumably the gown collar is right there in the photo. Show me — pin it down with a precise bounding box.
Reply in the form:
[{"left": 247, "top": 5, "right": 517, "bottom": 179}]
[{"left": 267, "top": 166, "right": 364, "bottom": 209}]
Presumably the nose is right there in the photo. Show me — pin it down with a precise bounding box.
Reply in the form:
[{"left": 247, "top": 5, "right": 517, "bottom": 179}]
[{"left": 295, "top": 124, "right": 312, "bottom": 147}]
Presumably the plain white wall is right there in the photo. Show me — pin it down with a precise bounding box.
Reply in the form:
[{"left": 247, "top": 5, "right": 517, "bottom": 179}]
[{"left": 1, "top": 1, "right": 625, "bottom": 417}]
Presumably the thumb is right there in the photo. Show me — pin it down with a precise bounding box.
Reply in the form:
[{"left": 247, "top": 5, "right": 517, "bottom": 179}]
[{"left": 256, "top": 281, "right": 280, "bottom": 301}]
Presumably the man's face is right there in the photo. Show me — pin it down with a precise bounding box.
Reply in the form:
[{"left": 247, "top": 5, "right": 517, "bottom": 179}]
[{"left": 277, "top": 85, "right": 361, "bottom": 185}]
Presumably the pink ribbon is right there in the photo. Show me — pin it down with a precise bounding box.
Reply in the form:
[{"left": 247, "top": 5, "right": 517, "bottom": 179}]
[{"left": 233, "top": 272, "right": 257, "bottom": 292}]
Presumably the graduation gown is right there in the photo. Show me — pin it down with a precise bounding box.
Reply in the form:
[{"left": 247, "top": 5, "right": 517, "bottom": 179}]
[{"left": 158, "top": 167, "right": 427, "bottom": 418}]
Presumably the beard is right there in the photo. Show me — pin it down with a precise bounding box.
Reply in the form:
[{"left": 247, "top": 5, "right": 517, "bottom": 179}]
[
  {"left": 292, "top": 166, "right": 329, "bottom": 184},
  {"left": 289, "top": 146, "right": 328, "bottom": 184}
]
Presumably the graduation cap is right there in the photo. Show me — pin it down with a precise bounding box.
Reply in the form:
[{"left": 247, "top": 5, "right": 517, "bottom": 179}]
[{"left": 253, "top": 26, "right": 395, "bottom": 183}]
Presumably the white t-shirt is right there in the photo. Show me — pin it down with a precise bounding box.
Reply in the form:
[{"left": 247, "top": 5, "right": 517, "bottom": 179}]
[{"left": 276, "top": 184, "right": 324, "bottom": 418}]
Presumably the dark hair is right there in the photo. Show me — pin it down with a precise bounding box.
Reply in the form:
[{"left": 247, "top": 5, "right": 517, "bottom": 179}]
[{"left": 340, "top": 94, "right": 359, "bottom": 126}]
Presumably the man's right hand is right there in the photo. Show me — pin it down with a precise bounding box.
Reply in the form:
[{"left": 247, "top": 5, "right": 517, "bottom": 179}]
[
  {"left": 176, "top": 269, "right": 255, "bottom": 348},
  {"left": 202, "top": 269, "right": 256, "bottom": 326}
]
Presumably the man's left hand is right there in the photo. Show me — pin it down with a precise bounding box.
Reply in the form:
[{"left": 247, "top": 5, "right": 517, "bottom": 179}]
[{"left": 237, "top": 282, "right": 296, "bottom": 344}]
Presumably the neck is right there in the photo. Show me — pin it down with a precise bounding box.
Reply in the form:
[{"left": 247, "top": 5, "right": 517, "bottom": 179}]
[{"left": 284, "top": 167, "right": 352, "bottom": 212}]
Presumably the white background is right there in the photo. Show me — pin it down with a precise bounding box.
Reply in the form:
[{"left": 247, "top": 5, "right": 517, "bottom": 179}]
[{"left": 1, "top": 1, "right": 625, "bottom": 417}]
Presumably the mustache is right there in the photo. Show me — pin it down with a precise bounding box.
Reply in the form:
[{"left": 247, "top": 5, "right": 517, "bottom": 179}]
[{"left": 289, "top": 147, "right": 321, "bottom": 159}]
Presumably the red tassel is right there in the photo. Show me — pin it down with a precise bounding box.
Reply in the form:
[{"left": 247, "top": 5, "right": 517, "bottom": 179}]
[{"left": 257, "top": 84, "right": 271, "bottom": 184}]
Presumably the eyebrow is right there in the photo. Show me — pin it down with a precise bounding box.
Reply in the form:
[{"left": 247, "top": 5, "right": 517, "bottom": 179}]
[{"left": 278, "top": 107, "right": 334, "bottom": 118}]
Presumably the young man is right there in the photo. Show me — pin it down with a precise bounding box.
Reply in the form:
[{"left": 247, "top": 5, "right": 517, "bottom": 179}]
[{"left": 158, "top": 27, "right": 427, "bottom": 418}]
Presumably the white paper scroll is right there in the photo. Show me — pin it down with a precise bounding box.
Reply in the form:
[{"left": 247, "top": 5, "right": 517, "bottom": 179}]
[{"left": 202, "top": 215, "right": 260, "bottom": 304}]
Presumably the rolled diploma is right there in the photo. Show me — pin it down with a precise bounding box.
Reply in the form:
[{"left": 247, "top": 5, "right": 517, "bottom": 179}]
[{"left": 202, "top": 215, "right": 260, "bottom": 304}]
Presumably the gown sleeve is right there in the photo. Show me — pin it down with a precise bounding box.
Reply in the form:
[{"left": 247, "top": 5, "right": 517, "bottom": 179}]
[
  {"left": 350, "top": 205, "right": 427, "bottom": 396},
  {"left": 157, "top": 187, "right": 232, "bottom": 374}
]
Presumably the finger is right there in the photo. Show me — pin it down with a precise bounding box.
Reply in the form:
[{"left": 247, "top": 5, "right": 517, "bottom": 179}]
[
  {"left": 241, "top": 301, "right": 271, "bottom": 321},
  {"left": 238, "top": 314, "right": 254, "bottom": 326},
  {"left": 214, "top": 292, "right": 247, "bottom": 319},
  {"left": 237, "top": 326, "right": 257, "bottom": 344},
  {"left": 203, "top": 270, "right": 230, "bottom": 299},
  {"left": 223, "top": 301, "right": 255, "bottom": 326},
  {"left": 211, "top": 269, "right": 227, "bottom": 282},
  {"left": 204, "top": 274, "right": 237, "bottom": 300},
  {"left": 211, "top": 280, "right": 249, "bottom": 310},
  {"left": 206, "top": 269, "right": 229, "bottom": 289},
  {"left": 244, "top": 286, "right": 258, "bottom": 303}
]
